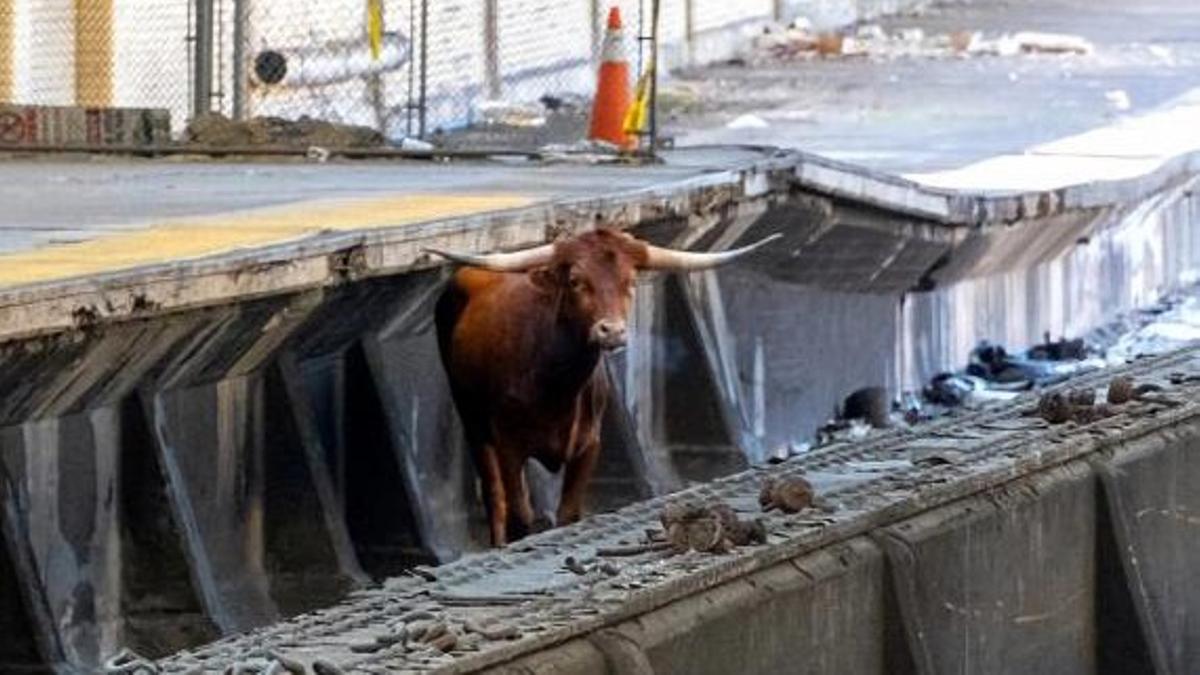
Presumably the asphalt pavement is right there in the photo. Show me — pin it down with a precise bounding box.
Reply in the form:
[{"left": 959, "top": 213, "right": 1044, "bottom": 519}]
[{"left": 668, "top": 0, "right": 1200, "bottom": 174}]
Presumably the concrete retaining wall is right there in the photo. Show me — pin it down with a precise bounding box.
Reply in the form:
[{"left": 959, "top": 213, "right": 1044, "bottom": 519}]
[{"left": 5, "top": 151, "right": 1200, "bottom": 671}]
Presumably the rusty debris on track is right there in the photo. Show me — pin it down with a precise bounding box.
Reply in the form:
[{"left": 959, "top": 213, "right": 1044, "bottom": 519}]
[{"left": 146, "top": 346, "right": 1200, "bottom": 674}]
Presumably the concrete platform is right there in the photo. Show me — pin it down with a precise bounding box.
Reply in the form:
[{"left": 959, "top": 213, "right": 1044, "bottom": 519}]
[{"left": 0, "top": 148, "right": 761, "bottom": 284}]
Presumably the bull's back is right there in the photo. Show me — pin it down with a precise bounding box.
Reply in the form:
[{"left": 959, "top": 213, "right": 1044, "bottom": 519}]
[{"left": 435, "top": 269, "right": 528, "bottom": 435}]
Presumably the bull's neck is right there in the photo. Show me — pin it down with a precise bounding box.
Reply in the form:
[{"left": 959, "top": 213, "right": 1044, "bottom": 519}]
[{"left": 534, "top": 317, "right": 601, "bottom": 398}]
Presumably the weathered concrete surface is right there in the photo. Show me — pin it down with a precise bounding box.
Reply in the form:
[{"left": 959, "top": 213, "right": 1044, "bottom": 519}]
[{"left": 152, "top": 346, "right": 1200, "bottom": 674}]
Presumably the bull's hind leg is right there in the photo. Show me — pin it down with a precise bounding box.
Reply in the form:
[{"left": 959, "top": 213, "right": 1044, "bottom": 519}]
[{"left": 479, "top": 444, "right": 509, "bottom": 546}]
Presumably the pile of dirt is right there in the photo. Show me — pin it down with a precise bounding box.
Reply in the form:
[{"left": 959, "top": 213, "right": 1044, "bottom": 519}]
[{"left": 184, "top": 112, "right": 386, "bottom": 148}]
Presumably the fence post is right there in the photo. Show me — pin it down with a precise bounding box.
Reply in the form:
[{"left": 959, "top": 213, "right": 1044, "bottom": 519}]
[
  {"left": 418, "top": 0, "right": 428, "bottom": 137},
  {"left": 75, "top": 0, "right": 114, "bottom": 107},
  {"left": 590, "top": 0, "right": 602, "bottom": 66},
  {"left": 0, "top": 0, "right": 13, "bottom": 102},
  {"left": 683, "top": 0, "right": 695, "bottom": 66},
  {"left": 483, "top": 0, "right": 500, "bottom": 100},
  {"left": 231, "top": 0, "right": 247, "bottom": 120},
  {"left": 192, "top": 0, "right": 215, "bottom": 119}
]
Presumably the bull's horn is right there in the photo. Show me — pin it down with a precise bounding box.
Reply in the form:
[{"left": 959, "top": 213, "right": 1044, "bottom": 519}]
[
  {"left": 424, "top": 243, "right": 555, "bottom": 271},
  {"left": 640, "top": 233, "right": 781, "bottom": 271}
]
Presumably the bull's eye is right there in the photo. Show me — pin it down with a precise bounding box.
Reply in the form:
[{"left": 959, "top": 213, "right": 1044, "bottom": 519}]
[{"left": 570, "top": 275, "right": 586, "bottom": 292}]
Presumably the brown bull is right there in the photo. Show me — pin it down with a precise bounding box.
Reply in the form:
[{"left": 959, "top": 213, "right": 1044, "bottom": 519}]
[{"left": 430, "top": 228, "right": 777, "bottom": 546}]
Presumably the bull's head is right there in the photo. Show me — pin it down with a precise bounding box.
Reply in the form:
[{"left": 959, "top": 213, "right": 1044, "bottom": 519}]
[{"left": 427, "top": 229, "right": 779, "bottom": 350}]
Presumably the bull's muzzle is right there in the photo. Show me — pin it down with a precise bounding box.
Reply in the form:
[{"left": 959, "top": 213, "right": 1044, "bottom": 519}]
[{"left": 590, "top": 319, "right": 628, "bottom": 350}]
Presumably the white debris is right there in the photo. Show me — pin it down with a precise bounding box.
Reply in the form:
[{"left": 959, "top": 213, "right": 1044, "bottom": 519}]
[
  {"left": 476, "top": 100, "right": 546, "bottom": 127},
  {"left": 789, "top": 16, "right": 814, "bottom": 32},
  {"left": 539, "top": 139, "right": 622, "bottom": 164},
  {"left": 762, "top": 109, "right": 815, "bottom": 122},
  {"left": 1012, "top": 31, "right": 1094, "bottom": 55},
  {"left": 756, "top": 23, "right": 1093, "bottom": 63},
  {"left": 726, "top": 114, "right": 770, "bottom": 130},
  {"left": 1105, "top": 89, "right": 1132, "bottom": 111},
  {"left": 1148, "top": 44, "right": 1175, "bottom": 65},
  {"left": 396, "top": 137, "right": 435, "bottom": 152},
  {"left": 856, "top": 24, "right": 886, "bottom": 41}
]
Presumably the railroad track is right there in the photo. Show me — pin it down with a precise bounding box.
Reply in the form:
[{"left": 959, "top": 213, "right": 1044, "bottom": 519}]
[{"left": 152, "top": 347, "right": 1200, "bottom": 674}]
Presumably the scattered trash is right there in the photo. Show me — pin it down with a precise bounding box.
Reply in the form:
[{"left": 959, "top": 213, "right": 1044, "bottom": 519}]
[
  {"left": 596, "top": 541, "right": 672, "bottom": 557},
  {"left": 841, "top": 386, "right": 892, "bottom": 428},
  {"left": 759, "top": 476, "right": 814, "bottom": 514},
  {"left": 1037, "top": 388, "right": 1115, "bottom": 424},
  {"left": 659, "top": 500, "right": 767, "bottom": 554},
  {"left": 539, "top": 139, "right": 623, "bottom": 164},
  {"left": 395, "top": 136, "right": 436, "bottom": 152},
  {"left": 103, "top": 649, "right": 159, "bottom": 675},
  {"left": 1106, "top": 89, "right": 1132, "bottom": 111},
  {"left": 726, "top": 113, "right": 770, "bottom": 130},
  {"left": 1010, "top": 31, "right": 1094, "bottom": 55},
  {"left": 476, "top": 100, "right": 547, "bottom": 127},
  {"left": 312, "top": 660, "right": 346, "bottom": 675},
  {"left": 463, "top": 617, "right": 521, "bottom": 641},
  {"left": 1147, "top": 44, "right": 1175, "bottom": 65},
  {"left": 751, "top": 22, "right": 1093, "bottom": 63},
  {"left": 1106, "top": 375, "right": 1163, "bottom": 404},
  {"left": 910, "top": 448, "right": 965, "bottom": 466},
  {"left": 563, "top": 555, "right": 588, "bottom": 575},
  {"left": 1028, "top": 333, "right": 1089, "bottom": 361}
]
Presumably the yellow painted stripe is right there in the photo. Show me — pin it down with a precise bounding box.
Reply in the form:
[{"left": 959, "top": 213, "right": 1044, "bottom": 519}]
[
  {"left": 74, "top": 0, "right": 113, "bottom": 107},
  {"left": 0, "top": 193, "right": 533, "bottom": 287}
]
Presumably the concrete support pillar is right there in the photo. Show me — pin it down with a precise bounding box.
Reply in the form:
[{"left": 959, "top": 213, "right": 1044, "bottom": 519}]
[{"left": 73, "top": 0, "right": 112, "bottom": 106}]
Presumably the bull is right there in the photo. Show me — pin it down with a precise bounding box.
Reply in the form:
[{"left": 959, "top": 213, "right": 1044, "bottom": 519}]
[{"left": 430, "top": 228, "right": 777, "bottom": 546}]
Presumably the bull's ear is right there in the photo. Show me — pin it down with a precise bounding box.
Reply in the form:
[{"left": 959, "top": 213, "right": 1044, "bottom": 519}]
[{"left": 529, "top": 265, "right": 559, "bottom": 291}]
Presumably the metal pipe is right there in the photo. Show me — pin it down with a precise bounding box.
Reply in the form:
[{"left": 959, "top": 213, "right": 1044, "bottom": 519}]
[
  {"left": 418, "top": 0, "right": 428, "bottom": 137},
  {"left": 649, "top": 0, "right": 661, "bottom": 156},
  {"left": 231, "top": 0, "right": 247, "bottom": 119},
  {"left": 483, "top": 0, "right": 500, "bottom": 99},
  {"left": 193, "top": 0, "right": 215, "bottom": 118}
]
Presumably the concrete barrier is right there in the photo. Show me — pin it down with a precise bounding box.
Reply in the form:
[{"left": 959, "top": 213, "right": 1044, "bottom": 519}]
[{"left": 487, "top": 414, "right": 1200, "bottom": 675}]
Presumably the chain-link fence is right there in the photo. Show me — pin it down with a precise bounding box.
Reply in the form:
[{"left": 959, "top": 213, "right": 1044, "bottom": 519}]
[
  {"left": 1, "top": 1, "right": 781, "bottom": 149},
  {"left": 232, "top": 0, "right": 663, "bottom": 147}
]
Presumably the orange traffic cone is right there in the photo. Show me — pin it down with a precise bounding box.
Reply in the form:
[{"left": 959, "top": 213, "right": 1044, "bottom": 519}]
[{"left": 588, "top": 7, "right": 633, "bottom": 149}]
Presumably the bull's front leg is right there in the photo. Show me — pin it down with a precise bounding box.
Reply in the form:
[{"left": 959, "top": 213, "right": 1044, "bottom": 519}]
[
  {"left": 556, "top": 437, "right": 600, "bottom": 526},
  {"left": 479, "top": 444, "right": 509, "bottom": 546}
]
